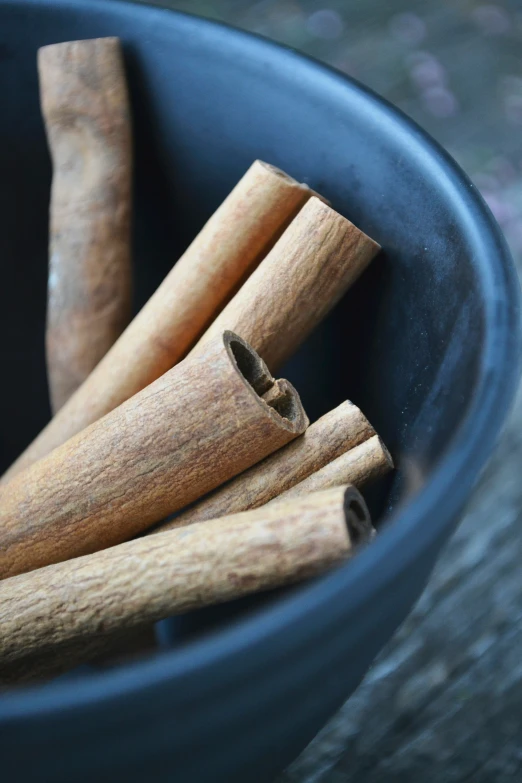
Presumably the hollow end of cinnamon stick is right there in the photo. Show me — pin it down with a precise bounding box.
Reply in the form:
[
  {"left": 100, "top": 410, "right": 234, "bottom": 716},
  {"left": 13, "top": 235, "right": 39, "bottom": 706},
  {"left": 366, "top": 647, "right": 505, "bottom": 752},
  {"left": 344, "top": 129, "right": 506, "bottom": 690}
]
[
  {"left": 224, "top": 331, "right": 308, "bottom": 434},
  {"left": 343, "top": 484, "right": 374, "bottom": 548},
  {"left": 0, "top": 330, "right": 308, "bottom": 580},
  {"left": 1, "top": 158, "right": 327, "bottom": 485},
  {"left": 0, "top": 485, "right": 371, "bottom": 684}
]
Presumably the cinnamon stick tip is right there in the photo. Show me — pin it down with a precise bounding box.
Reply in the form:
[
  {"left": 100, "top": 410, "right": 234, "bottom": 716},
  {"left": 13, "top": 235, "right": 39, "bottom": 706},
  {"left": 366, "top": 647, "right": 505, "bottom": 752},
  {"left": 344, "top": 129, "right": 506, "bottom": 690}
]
[
  {"left": 38, "top": 36, "right": 121, "bottom": 58},
  {"left": 305, "top": 186, "right": 331, "bottom": 206},
  {"left": 303, "top": 196, "right": 381, "bottom": 253},
  {"left": 254, "top": 160, "right": 301, "bottom": 186},
  {"left": 337, "top": 399, "right": 376, "bottom": 434},
  {"left": 299, "top": 196, "right": 348, "bottom": 229},
  {"left": 254, "top": 161, "right": 328, "bottom": 202},
  {"left": 377, "top": 435, "right": 394, "bottom": 470},
  {"left": 342, "top": 485, "right": 374, "bottom": 548},
  {"left": 223, "top": 330, "right": 308, "bottom": 435}
]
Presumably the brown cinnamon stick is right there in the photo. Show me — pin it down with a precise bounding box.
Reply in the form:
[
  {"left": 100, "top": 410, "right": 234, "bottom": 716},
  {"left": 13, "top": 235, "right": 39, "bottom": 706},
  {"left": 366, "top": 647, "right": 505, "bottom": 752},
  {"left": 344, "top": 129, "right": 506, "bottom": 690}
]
[
  {"left": 0, "top": 332, "right": 307, "bottom": 580},
  {"left": 0, "top": 486, "right": 370, "bottom": 684},
  {"left": 188, "top": 196, "right": 381, "bottom": 370},
  {"left": 2, "top": 161, "right": 318, "bottom": 483},
  {"left": 155, "top": 401, "right": 375, "bottom": 532},
  {"left": 38, "top": 38, "right": 133, "bottom": 413},
  {"left": 271, "top": 435, "right": 393, "bottom": 503}
]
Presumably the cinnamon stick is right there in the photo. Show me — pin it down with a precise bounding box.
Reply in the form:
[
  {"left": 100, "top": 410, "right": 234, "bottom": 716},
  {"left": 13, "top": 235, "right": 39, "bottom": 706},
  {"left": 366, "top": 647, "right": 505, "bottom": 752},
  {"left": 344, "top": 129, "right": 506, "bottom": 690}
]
[
  {"left": 271, "top": 435, "right": 393, "bottom": 503},
  {"left": 0, "top": 332, "right": 308, "bottom": 579},
  {"left": 38, "top": 38, "right": 133, "bottom": 413},
  {"left": 188, "top": 196, "right": 381, "bottom": 370},
  {"left": 2, "top": 161, "right": 318, "bottom": 483},
  {"left": 0, "top": 486, "right": 370, "bottom": 684},
  {"left": 155, "top": 401, "right": 375, "bottom": 531}
]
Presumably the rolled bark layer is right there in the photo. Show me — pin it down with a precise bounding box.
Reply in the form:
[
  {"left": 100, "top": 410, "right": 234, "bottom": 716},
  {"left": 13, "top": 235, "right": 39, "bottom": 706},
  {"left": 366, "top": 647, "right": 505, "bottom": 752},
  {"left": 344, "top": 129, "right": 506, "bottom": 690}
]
[
  {"left": 2, "top": 160, "right": 317, "bottom": 482},
  {"left": 271, "top": 435, "right": 394, "bottom": 502},
  {"left": 38, "top": 38, "right": 133, "bottom": 412},
  {"left": 189, "top": 196, "right": 381, "bottom": 371},
  {"left": 0, "top": 332, "right": 307, "bottom": 579},
  {"left": 156, "top": 400, "right": 374, "bottom": 531},
  {"left": 0, "top": 486, "right": 370, "bottom": 684}
]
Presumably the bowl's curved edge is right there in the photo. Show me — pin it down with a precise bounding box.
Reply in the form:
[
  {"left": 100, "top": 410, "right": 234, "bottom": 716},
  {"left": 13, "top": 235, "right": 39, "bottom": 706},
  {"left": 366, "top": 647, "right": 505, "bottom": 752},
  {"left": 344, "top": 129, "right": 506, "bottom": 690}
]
[{"left": 0, "top": 0, "right": 520, "bottom": 718}]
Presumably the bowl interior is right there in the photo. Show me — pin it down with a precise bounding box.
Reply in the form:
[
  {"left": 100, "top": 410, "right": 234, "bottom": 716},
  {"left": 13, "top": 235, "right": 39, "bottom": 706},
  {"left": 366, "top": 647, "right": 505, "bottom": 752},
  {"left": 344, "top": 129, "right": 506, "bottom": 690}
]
[{"left": 0, "top": 1, "right": 516, "bottom": 656}]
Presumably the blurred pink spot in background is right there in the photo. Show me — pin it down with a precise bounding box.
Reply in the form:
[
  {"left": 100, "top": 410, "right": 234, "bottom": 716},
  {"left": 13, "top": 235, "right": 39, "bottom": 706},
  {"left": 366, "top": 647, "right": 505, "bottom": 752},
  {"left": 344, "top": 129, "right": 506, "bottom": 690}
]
[
  {"left": 500, "top": 76, "right": 522, "bottom": 124},
  {"left": 306, "top": 9, "right": 344, "bottom": 40},
  {"left": 482, "top": 191, "right": 515, "bottom": 226},
  {"left": 421, "top": 86, "right": 459, "bottom": 118},
  {"left": 472, "top": 5, "right": 511, "bottom": 36},
  {"left": 506, "top": 220, "right": 522, "bottom": 253},
  {"left": 406, "top": 51, "right": 447, "bottom": 89},
  {"left": 487, "top": 156, "right": 517, "bottom": 186},
  {"left": 504, "top": 93, "right": 522, "bottom": 125},
  {"left": 332, "top": 55, "right": 359, "bottom": 78},
  {"left": 389, "top": 13, "right": 426, "bottom": 46}
]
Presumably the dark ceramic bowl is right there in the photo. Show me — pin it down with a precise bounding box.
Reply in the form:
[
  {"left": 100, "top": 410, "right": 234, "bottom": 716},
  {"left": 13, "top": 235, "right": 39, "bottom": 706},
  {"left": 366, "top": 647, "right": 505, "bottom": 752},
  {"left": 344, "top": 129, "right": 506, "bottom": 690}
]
[{"left": 0, "top": 1, "right": 520, "bottom": 781}]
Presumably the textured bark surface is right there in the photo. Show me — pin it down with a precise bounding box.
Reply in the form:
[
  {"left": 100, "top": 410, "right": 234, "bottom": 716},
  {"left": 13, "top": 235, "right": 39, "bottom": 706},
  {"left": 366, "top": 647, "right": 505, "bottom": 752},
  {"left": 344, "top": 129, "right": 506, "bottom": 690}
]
[
  {"left": 156, "top": 401, "right": 375, "bottom": 531},
  {"left": 189, "top": 197, "right": 381, "bottom": 371},
  {"left": 38, "top": 38, "right": 133, "bottom": 413},
  {"left": 273, "top": 436, "right": 393, "bottom": 503},
  {"left": 0, "top": 332, "right": 307, "bottom": 579},
  {"left": 0, "top": 486, "right": 369, "bottom": 684},
  {"left": 2, "top": 160, "right": 315, "bottom": 483}
]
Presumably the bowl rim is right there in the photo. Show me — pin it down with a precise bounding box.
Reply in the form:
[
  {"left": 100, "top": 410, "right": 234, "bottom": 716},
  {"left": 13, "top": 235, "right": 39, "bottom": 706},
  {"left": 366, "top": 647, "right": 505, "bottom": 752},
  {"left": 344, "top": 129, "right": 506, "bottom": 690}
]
[{"left": 1, "top": 0, "right": 520, "bottom": 717}]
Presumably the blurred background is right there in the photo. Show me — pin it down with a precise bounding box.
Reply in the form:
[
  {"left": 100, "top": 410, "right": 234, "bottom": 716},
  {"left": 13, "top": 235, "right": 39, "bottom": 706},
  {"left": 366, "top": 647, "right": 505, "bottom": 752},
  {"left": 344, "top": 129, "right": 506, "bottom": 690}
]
[{"left": 150, "top": 2, "right": 522, "bottom": 781}]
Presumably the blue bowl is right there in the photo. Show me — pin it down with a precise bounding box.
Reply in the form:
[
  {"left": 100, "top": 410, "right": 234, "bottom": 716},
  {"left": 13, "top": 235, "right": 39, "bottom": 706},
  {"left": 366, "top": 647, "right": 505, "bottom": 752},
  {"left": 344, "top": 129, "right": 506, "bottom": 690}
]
[{"left": 0, "top": 2, "right": 519, "bottom": 781}]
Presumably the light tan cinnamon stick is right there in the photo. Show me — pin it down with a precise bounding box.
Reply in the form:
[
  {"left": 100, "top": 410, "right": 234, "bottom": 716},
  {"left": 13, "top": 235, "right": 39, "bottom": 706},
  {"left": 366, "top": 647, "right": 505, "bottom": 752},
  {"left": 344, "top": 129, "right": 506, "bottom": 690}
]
[
  {"left": 270, "top": 435, "right": 393, "bottom": 503},
  {"left": 0, "top": 332, "right": 307, "bottom": 580},
  {"left": 38, "top": 38, "right": 133, "bottom": 413},
  {"left": 2, "top": 161, "right": 318, "bottom": 483},
  {"left": 155, "top": 400, "right": 375, "bottom": 532},
  {"left": 0, "top": 486, "right": 371, "bottom": 684},
  {"left": 188, "top": 196, "right": 381, "bottom": 370}
]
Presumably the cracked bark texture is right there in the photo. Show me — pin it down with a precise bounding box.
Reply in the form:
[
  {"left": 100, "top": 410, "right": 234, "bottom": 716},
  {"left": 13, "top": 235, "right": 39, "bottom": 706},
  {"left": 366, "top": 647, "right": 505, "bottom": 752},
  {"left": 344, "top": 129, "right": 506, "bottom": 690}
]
[
  {"left": 38, "top": 38, "right": 133, "bottom": 413},
  {"left": 2, "top": 160, "right": 316, "bottom": 483},
  {"left": 0, "top": 332, "right": 307, "bottom": 579},
  {"left": 272, "top": 435, "right": 393, "bottom": 504},
  {"left": 189, "top": 197, "right": 380, "bottom": 371},
  {"left": 156, "top": 400, "right": 376, "bottom": 531},
  {"left": 0, "top": 486, "right": 367, "bottom": 684}
]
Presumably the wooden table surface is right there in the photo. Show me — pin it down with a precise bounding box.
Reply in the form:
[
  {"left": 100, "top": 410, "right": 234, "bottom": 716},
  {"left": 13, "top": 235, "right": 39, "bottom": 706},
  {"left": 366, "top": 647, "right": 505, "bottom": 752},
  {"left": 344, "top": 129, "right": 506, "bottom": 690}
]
[{"left": 280, "top": 387, "right": 522, "bottom": 782}]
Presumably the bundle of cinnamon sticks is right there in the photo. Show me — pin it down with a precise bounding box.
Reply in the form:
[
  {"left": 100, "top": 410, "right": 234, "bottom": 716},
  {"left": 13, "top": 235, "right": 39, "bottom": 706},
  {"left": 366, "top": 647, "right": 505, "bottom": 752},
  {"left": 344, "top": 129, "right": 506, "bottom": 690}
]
[{"left": 0, "top": 38, "right": 392, "bottom": 684}]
